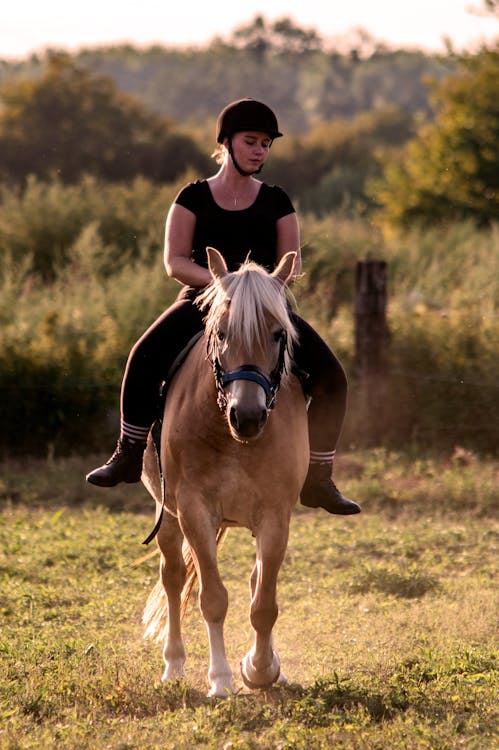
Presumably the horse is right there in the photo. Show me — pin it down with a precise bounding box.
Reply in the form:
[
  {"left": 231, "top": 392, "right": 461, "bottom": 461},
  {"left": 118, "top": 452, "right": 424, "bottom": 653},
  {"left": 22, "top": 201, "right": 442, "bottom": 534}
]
[{"left": 141, "top": 247, "right": 309, "bottom": 697}]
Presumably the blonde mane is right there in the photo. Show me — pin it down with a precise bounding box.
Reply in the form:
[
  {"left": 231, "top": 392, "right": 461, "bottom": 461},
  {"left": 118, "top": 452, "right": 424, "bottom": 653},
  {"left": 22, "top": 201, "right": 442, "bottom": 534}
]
[{"left": 197, "top": 260, "right": 298, "bottom": 372}]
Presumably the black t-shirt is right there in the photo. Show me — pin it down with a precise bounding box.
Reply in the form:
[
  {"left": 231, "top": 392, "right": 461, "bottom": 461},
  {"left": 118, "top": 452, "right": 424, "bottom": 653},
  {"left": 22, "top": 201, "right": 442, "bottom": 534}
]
[{"left": 174, "top": 179, "right": 295, "bottom": 272}]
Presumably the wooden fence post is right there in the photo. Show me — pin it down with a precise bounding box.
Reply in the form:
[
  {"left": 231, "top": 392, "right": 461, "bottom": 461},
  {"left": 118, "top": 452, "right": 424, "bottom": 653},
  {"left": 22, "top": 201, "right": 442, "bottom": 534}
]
[{"left": 354, "top": 260, "right": 388, "bottom": 378}]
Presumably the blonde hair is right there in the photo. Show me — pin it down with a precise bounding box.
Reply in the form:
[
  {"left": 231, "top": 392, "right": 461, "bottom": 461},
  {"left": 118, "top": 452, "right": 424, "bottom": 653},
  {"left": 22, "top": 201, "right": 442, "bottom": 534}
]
[
  {"left": 197, "top": 260, "right": 297, "bottom": 373},
  {"left": 211, "top": 143, "right": 226, "bottom": 165}
]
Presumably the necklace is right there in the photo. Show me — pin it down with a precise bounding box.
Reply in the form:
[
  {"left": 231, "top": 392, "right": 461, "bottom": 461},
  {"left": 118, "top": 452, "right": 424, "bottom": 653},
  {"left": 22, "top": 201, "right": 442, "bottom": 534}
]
[
  {"left": 210, "top": 176, "right": 258, "bottom": 210},
  {"left": 230, "top": 185, "right": 249, "bottom": 207}
]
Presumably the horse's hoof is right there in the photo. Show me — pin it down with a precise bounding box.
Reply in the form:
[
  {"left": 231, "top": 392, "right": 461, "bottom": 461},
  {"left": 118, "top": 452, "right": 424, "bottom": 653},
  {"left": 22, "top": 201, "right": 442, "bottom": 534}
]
[
  {"left": 208, "top": 681, "right": 234, "bottom": 698},
  {"left": 276, "top": 670, "right": 288, "bottom": 686},
  {"left": 240, "top": 652, "right": 281, "bottom": 690},
  {"left": 161, "top": 663, "right": 186, "bottom": 682}
]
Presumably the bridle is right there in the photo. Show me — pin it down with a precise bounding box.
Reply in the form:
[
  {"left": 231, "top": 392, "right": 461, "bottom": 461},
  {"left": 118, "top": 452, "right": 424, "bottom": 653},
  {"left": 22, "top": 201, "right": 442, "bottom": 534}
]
[
  {"left": 142, "top": 311, "right": 290, "bottom": 547},
  {"left": 142, "top": 329, "right": 287, "bottom": 548},
  {"left": 209, "top": 329, "right": 288, "bottom": 414}
]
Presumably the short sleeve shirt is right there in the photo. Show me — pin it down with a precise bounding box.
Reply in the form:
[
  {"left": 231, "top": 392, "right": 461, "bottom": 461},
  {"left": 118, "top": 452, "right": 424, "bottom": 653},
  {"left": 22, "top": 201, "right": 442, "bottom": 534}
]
[{"left": 174, "top": 180, "right": 295, "bottom": 272}]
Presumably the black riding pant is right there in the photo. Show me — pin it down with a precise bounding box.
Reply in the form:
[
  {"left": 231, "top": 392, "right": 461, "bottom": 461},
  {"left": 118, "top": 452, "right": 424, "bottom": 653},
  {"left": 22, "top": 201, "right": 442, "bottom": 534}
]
[{"left": 121, "top": 287, "right": 347, "bottom": 451}]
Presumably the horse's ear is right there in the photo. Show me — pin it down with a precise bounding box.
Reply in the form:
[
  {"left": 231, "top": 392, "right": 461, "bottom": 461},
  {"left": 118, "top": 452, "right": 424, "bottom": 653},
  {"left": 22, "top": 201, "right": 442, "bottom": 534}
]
[
  {"left": 206, "top": 247, "right": 228, "bottom": 279},
  {"left": 272, "top": 252, "right": 297, "bottom": 286}
]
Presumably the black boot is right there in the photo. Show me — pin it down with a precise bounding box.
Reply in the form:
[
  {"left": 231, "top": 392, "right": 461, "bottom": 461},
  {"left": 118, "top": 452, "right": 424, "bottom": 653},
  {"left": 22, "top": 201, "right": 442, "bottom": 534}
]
[
  {"left": 86, "top": 437, "right": 146, "bottom": 487},
  {"left": 301, "top": 463, "right": 361, "bottom": 515}
]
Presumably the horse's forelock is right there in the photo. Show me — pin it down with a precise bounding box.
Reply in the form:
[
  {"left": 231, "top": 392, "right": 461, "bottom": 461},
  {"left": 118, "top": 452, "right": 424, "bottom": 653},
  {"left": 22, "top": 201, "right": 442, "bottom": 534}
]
[
  {"left": 197, "top": 277, "right": 228, "bottom": 344},
  {"left": 199, "top": 263, "right": 297, "bottom": 372},
  {"left": 228, "top": 272, "right": 279, "bottom": 346}
]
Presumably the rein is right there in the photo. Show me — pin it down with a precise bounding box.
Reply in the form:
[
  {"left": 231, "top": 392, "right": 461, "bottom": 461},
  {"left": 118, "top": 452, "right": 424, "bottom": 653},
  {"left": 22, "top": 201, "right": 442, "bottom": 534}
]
[{"left": 210, "top": 330, "right": 288, "bottom": 413}]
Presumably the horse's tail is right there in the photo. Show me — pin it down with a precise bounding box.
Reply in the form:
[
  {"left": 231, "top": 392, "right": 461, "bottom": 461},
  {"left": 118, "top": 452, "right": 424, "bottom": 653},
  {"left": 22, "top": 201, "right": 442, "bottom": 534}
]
[
  {"left": 180, "top": 527, "right": 229, "bottom": 620},
  {"left": 142, "top": 577, "right": 168, "bottom": 642},
  {"left": 142, "top": 527, "right": 229, "bottom": 641}
]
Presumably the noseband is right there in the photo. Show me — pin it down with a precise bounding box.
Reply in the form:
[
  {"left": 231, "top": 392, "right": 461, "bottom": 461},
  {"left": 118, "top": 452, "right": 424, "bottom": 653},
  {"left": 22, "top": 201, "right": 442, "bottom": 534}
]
[{"left": 209, "top": 331, "right": 288, "bottom": 414}]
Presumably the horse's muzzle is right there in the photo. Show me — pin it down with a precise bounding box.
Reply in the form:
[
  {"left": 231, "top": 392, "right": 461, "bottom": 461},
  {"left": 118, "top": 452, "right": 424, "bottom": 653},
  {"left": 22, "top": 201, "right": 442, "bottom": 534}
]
[{"left": 228, "top": 401, "right": 268, "bottom": 441}]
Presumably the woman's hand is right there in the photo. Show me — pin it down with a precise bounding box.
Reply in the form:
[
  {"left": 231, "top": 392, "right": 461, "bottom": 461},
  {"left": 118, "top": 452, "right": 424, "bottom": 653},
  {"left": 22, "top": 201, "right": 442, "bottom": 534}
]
[{"left": 276, "top": 213, "right": 302, "bottom": 282}]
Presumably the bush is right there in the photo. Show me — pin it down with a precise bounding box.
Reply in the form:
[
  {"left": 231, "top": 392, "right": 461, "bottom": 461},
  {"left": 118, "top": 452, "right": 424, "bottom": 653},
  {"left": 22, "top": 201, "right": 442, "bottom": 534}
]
[
  {"left": 293, "top": 217, "right": 498, "bottom": 453},
  {"left": 0, "top": 188, "right": 497, "bottom": 456},
  {"left": 0, "top": 218, "right": 180, "bottom": 455},
  {"left": 343, "top": 307, "right": 498, "bottom": 452},
  {"left": 0, "top": 175, "right": 181, "bottom": 280}
]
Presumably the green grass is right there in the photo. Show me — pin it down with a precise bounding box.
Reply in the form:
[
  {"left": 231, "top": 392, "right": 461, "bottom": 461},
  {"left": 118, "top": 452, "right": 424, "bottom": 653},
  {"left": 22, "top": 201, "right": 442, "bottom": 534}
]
[{"left": 0, "top": 450, "right": 497, "bottom": 749}]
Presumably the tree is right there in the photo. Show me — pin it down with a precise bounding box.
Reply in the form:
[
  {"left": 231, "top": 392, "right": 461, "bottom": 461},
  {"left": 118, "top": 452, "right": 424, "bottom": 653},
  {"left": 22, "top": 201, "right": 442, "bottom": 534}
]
[
  {"left": 0, "top": 53, "right": 210, "bottom": 184},
  {"left": 230, "top": 14, "right": 322, "bottom": 59},
  {"left": 378, "top": 45, "right": 499, "bottom": 226},
  {"left": 265, "top": 106, "right": 415, "bottom": 215}
]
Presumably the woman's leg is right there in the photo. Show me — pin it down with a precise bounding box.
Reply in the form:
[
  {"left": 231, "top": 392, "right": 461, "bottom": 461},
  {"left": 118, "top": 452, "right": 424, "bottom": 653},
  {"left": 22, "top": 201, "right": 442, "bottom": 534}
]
[
  {"left": 291, "top": 314, "right": 360, "bottom": 515},
  {"left": 86, "top": 292, "right": 204, "bottom": 487},
  {"left": 120, "top": 297, "right": 204, "bottom": 437}
]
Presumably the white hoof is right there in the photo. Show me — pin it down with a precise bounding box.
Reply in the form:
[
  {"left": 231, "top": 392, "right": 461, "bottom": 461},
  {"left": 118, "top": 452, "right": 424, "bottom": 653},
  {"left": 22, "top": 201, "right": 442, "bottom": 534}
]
[
  {"left": 161, "top": 661, "right": 186, "bottom": 682},
  {"left": 240, "top": 651, "right": 281, "bottom": 690},
  {"left": 208, "top": 678, "right": 234, "bottom": 698}
]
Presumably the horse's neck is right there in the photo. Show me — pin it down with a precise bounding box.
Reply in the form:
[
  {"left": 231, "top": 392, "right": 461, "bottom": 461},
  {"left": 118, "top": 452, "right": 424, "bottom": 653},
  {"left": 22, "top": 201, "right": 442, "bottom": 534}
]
[
  {"left": 191, "top": 343, "right": 221, "bottom": 416},
  {"left": 167, "top": 338, "right": 222, "bottom": 427}
]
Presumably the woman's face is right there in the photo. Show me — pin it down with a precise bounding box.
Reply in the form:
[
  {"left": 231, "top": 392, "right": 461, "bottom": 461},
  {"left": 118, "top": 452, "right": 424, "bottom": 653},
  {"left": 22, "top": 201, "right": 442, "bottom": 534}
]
[{"left": 228, "top": 131, "right": 272, "bottom": 173}]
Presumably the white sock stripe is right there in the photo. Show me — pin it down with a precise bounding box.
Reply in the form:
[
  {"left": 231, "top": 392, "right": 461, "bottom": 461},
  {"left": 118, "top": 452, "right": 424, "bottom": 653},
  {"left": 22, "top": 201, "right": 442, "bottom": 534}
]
[
  {"left": 121, "top": 422, "right": 150, "bottom": 442},
  {"left": 309, "top": 450, "right": 336, "bottom": 464}
]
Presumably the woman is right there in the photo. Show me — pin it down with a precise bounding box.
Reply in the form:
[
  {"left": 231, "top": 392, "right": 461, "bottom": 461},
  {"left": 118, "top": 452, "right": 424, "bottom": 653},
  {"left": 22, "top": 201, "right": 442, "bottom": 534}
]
[{"left": 86, "top": 98, "right": 360, "bottom": 516}]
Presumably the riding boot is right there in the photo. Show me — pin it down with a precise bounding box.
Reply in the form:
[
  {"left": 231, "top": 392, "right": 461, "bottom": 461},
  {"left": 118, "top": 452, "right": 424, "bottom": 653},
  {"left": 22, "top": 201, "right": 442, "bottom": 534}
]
[
  {"left": 86, "top": 437, "right": 146, "bottom": 487},
  {"left": 301, "top": 462, "right": 361, "bottom": 515}
]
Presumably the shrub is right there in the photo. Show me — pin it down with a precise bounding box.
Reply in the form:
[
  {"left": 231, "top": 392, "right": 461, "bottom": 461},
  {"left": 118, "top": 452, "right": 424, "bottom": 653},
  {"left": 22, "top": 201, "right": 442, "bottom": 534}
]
[
  {"left": 0, "top": 228, "right": 179, "bottom": 456},
  {"left": 0, "top": 175, "right": 180, "bottom": 280},
  {"left": 0, "top": 195, "right": 497, "bottom": 456},
  {"left": 296, "top": 218, "right": 498, "bottom": 453}
]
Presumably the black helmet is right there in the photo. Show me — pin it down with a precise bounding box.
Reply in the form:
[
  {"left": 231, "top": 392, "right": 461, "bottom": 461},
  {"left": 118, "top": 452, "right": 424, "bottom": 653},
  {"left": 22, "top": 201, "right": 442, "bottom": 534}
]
[{"left": 216, "top": 98, "right": 283, "bottom": 143}]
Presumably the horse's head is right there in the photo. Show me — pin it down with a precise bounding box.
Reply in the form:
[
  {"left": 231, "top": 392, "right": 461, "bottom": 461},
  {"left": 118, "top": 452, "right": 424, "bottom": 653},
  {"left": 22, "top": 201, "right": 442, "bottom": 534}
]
[{"left": 197, "top": 248, "right": 298, "bottom": 443}]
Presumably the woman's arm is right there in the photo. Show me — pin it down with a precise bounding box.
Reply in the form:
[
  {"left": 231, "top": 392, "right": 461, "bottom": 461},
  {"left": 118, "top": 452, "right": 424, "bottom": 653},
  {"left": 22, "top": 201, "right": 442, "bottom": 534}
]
[
  {"left": 276, "top": 212, "right": 302, "bottom": 281},
  {"left": 164, "top": 203, "right": 212, "bottom": 287}
]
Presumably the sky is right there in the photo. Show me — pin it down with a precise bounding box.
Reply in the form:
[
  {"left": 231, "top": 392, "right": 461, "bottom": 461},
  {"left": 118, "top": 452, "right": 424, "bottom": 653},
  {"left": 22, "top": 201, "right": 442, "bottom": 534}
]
[{"left": 1, "top": 0, "right": 498, "bottom": 60}]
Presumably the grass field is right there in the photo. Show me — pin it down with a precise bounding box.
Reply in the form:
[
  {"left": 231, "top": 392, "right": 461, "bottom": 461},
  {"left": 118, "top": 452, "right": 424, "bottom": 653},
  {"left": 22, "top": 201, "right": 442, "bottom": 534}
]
[{"left": 0, "top": 449, "right": 497, "bottom": 749}]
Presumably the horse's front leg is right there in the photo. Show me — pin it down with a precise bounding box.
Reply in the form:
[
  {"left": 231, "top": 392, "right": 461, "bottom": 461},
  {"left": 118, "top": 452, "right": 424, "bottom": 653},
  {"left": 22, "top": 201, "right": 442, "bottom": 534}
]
[
  {"left": 241, "top": 518, "right": 290, "bottom": 689},
  {"left": 179, "top": 505, "right": 233, "bottom": 698},
  {"left": 157, "top": 514, "right": 187, "bottom": 682}
]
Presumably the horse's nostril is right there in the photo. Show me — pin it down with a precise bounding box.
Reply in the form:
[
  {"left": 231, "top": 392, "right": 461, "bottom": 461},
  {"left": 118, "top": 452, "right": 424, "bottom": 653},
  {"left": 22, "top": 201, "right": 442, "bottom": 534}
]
[
  {"left": 229, "top": 403, "right": 268, "bottom": 439},
  {"left": 229, "top": 406, "right": 239, "bottom": 431}
]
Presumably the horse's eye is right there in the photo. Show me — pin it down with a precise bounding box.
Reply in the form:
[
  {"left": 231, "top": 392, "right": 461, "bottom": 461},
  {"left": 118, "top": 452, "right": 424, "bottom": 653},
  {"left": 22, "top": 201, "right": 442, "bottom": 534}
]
[
  {"left": 217, "top": 330, "right": 226, "bottom": 342},
  {"left": 273, "top": 329, "right": 284, "bottom": 343}
]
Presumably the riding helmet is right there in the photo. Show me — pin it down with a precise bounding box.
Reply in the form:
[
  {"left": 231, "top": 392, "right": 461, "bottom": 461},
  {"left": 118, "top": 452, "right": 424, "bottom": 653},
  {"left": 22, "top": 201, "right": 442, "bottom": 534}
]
[{"left": 216, "top": 98, "right": 283, "bottom": 143}]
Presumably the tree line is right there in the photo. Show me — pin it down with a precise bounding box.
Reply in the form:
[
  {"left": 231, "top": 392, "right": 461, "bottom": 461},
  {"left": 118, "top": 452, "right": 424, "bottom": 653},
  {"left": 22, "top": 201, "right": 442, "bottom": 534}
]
[
  {"left": 1, "top": 16, "right": 455, "bottom": 133},
  {"left": 0, "top": 37, "right": 497, "bottom": 226}
]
